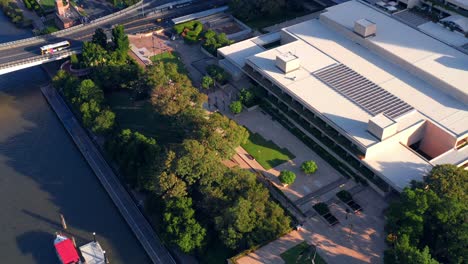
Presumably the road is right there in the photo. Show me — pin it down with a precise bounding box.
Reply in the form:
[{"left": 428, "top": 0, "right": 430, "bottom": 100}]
[
  {"left": 0, "top": 0, "right": 226, "bottom": 65},
  {"left": 41, "top": 85, "right": 176, "bottom": 264}
]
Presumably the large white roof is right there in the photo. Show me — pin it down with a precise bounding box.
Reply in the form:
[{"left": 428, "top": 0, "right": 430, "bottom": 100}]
[
  {"left": 218, "top": 1, "right": 468, "bottom": 190},
  {"left": 322, "top": 1, "right": 468, "bottom": 106}
]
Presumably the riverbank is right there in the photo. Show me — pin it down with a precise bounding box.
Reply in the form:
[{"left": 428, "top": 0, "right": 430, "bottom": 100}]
[{"left": 40, "top": 84, "right": 175, "bottom": 264}]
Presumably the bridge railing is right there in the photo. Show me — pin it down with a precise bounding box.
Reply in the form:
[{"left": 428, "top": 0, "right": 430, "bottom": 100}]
[
  {"left": 0, "top": 0, "right": 143, "bottom": 50},
  {"left": 0, "top": 48, "right": 81, "bottom": 70}
]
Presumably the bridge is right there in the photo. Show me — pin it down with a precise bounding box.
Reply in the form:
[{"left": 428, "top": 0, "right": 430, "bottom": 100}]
[{"left": 0, "top": 0, "right": 226, "bottom": 75}]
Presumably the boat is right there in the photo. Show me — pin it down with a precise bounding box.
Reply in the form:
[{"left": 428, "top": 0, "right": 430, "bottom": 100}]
[{"left": 54, "top": 233, "right": 81, "bottom": 264}]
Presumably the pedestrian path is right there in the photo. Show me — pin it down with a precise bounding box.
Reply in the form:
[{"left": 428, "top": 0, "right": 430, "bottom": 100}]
[{"left": 41, "top": 85, "right": 175, "bottom": 264}]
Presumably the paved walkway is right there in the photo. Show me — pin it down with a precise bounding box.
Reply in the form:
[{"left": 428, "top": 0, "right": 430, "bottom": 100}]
[
  {"left": 40, "top": 85, "right": 175, "bottom": 264},
  {"left": 236, "top": 188, "right": 387, "bottom": 264}
]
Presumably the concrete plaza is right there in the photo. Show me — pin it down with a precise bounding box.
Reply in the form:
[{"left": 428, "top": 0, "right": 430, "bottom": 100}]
[{"left": 236, "top": 188, "right": 387, "bottom": 264}]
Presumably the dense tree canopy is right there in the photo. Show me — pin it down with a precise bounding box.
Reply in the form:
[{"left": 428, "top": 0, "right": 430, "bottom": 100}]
[
  {"left": 106, "top": 129, "right": 160, "bottom": 190},
  {"left": 112, "top": 25, "right": 129, "bottom": 61},
  {"left": 149, "top": 62, "right": 206, "bottom": 116},
  {"left": 82, "top": 42, "right": 108, "bottom": 67},
  {"left": 162, "top": 197, "right": 206, "bottom": 253},
  {"left": 385, "top": 165, "right": 468, "bottom": 264}
]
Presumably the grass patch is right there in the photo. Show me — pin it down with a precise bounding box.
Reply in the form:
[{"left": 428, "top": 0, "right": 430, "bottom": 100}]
[
  {"left": 243, "top": 9, "right": 311, "bottom": 30},
  {"left": 150, "top": 51, "right": 186, "bottom": 73},
  {"left": 281, "top": 241, "right": 327, "bottom": 264},
  {"left": 241, "top": 132, "right": 295, "bottom": 170},
  {"left": 38, "top": 0, "right": 56, "bottom": 10},
  {"left": 106, "top": 90, "right": 183, "bottom": 145}
]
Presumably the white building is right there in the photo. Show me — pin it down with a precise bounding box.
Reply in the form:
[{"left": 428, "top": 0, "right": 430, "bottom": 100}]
[{"left": 219, "top": 0, "right": 468, "bottom": 193}]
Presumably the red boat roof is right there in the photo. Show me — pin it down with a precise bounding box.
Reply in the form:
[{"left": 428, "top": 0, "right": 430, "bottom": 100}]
[{"left": 55, "top": 239, "right": 80, "bottom": 264}]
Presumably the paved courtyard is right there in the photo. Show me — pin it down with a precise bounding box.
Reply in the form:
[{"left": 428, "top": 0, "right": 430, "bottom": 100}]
[{"left": 232, "top": 108, "right": 349, "bottom": 204}]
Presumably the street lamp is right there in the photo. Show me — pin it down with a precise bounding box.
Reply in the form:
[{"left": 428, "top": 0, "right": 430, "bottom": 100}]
[{"left": 311, "top": 242, "right": 321, "bottom": 264}]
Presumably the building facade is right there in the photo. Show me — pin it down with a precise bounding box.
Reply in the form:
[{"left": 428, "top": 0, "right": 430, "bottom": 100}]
[{"left": 219, "top": 0, "right": 468, "bottom": 194}]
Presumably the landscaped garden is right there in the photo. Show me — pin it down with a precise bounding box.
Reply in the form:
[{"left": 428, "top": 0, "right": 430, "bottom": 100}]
[
  {"left": 281, "top": 241, "right": 327, "bottom": 264},
  {"left": 241, "top": 132, "right": 295, "bottom": 170},
  {"left": 150, "top": 51, "right": 186, "bottom": 73}
]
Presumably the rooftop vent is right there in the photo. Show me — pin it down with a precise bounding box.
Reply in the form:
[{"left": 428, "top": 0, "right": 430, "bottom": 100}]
[
  {"left": 354, "top": 19, "right": 376, "bottom": 38},
  {"left": 368, "top": 113, "right": 397, "bottom": 141},
  {"left": 276, "top": 52, "right": 300, "bottom": 73}
]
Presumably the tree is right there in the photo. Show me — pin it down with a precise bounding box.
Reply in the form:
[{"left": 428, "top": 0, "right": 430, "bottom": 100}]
[
  {"left": 279, "top": 170, "right": 296, "bottom": 185},
  {"left": 209, "top": 168, "right": 291, "bottom": 250},
  {"left": 196, "top": 113, "right": 249, "bottom": 159},
  {"left": 230, "top": 101, "right": 242, "bottom": 114},
  {"left": 81, "top": 42, "right": 108, "bottom": 67},
  {"left": 201, "top": 75, "right": 214, "bottom": 89},
  {"left": 301, "top": 160, "right": 318, "bottom": 174},
  {"left": 106, "top": 129, "right": 159, "bottom": 190},
  {"left": 79, "top": 99, "right": 100, "bottom": 128},
  {"left": 52, "top": 70, "right": 79, "bottom": 98},
  {"left": 425, "top": 164, "right": 467, "bottom": 202},
  {"left": 92, "top": 109, "right": 115, "bottom": 134},
  {"left": 162, "top": 197, "right": 206, "bottom": 253},
  {"left": 385, "top": 165, "right": 468, "bottom": 264},
  {"left": 92, "top": 28, "right": 108, "bottom": 49},
  {"left": 111, "top": 24, "right": 129, "bottom": 60},
  {"left": 70, "top": 54, "right": 79, "bottom": 68},
  {"left": 238, "top": 88, "right": 256, "bottom": 107},
  {"left": 157, "top": 172, "right": 188, "bottom": 199},
  {"left": 384, "top": 235, "right": 439, "bottom": 264},
  {"left": 148, "top": 61, "right": 206, "bottom": 116},
  {"left": 73, "top": 79, "right": 103, "bottom": 106}
]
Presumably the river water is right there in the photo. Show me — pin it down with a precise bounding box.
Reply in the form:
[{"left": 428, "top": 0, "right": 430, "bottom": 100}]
[{"left": 0, "top": 11, "right": 150, "bottom": 264}]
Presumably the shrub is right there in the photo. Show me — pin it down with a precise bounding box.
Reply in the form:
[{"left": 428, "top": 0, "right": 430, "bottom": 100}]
[
  {"left": 174, "top": 20, "right": 203, "bottom": 43},
  {"left": 336, "top": 190, "right": 352, "bottom": 202},
  {"left": 201, "top": 75, "right": 214, "bottom": 89},
  {"left": 313, "top": 202, "right": 329, "bottom": 215},
  {"left": 301, "top": 160, "right": 318, "bottom": 174},
  {"left": 229, "top": 100, "right": 242, "bottom": 114},
  {"left": 238, "top": 88, "right": 257, "bottom": 107},
  {"left": 279, "top": 170, "right": 296, "bottom": 185},
  {"left": 70, "top": 54, "right": 80, "bottom": 68},
  {"left": 206, "top": 64, "right": 229, "bottom": 84}
]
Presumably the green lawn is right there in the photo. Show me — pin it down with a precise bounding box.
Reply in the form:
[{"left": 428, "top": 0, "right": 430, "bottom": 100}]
[
  {"left": 150, "top": 51, "right": 186, "bottom": 73},
  {"left": 241, "top": 132, "right": 295, "bottom": 170},
  {"left": 38, "top": 0, "right": 56, "bottom": 10},
  {"left": 281, "top": 242, "right": 327, "bottom": 264},
  {"left": 106, "top": 91, "right": 183, "bottom": 145}
]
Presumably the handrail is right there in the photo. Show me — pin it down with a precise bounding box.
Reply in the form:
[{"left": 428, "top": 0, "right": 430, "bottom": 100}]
[{"left": 0, "top": 48, "right": 81, "bottom": 69}]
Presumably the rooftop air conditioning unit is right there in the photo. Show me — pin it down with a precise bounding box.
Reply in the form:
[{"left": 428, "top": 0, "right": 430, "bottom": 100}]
[
  {"left": 276, "top": 52, "right": 300, "bottom": 73},
  {"left": 354, "top": 19, "right": 376, "bottom": 38}
]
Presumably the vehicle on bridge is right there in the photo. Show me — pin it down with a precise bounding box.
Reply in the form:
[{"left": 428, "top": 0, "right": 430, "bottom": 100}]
[{"left": 40, "top": 41, "right": 71, "bottom": 55}]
